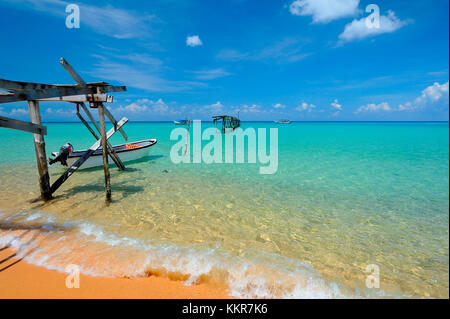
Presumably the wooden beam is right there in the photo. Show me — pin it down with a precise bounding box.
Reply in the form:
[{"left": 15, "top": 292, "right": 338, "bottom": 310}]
[
  {"left": 60, "top": 58, "right": 86, "bottom": 86},
  {"left": 0, "top": 79, "right": 126, "bottom": 92},
  {"left": 76, "top": 103, "right": 125, "bottom": 170},
  {"left": 50, "top": 117, "right": 128, "bottom": 194},
  {"left": 103, "top": 105, "right": 128, "bottom": 141},
  {"left": 0, "top": 116, "right": 47, "bottom": 135},
  {"left": 75, "top": 104, "right": 100, "bottom": 139},
  {"left": 0, "top": 86, "right": 124, "bottom": 104},
  {"left": 58, "top": 59, "right": 123, "bottom": 148},
  {"left": 0, "top": 79, "right": 62, "bottom": 91},
  {"left": 0, "top": 79, "right": 126, "bottom": 104},
  {"left": 98, "top": 103, "right": 111, "bottom": 200},
  {"left": 27, "top": 101, "right": 52, "bottom": 201},
  {"left": 38, "top": 94, "right": 113, "bottom": 103}
]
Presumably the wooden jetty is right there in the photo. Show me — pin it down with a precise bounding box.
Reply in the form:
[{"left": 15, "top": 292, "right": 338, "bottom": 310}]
[
  {"left": 0, "top": 58, "right": 128, "bottom": 201},
  {"left": 212, "top": 115, "right": 240, "bottom": 133}
]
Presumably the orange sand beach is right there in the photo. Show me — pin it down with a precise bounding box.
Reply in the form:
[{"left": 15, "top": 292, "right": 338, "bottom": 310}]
[{"left": 0, "top": 247, "right": 230, "bottom": 299}]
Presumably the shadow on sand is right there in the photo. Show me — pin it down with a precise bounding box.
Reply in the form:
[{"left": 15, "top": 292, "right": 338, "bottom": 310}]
[
  {"left": 29, "top": 155, "right": 164, "bottom": 207},
  {"left": 0, "top": 221, "right": 74, "bottom": 272},
  {"left": 67, "top": 154, "right": 165, "bottom": 174}
]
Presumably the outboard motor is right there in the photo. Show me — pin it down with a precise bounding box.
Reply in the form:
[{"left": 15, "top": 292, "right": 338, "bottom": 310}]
[{"left": 49, "top": 143, "right": 74, "bottom": 166}]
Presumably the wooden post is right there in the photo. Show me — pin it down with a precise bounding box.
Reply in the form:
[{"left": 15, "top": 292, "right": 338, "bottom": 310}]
[
  {"left": 50, "top": 117, "right": 127, "bottom": 194},
  {"left": 27, "top": 100, "right": 52, "bottom": 200},
  {"left": 98, "top": 103, "right": 111, "bottom": 200},
  {"left": 76, "top": 103, "right": 125, "bottom": 170},
  {"left": 103, "top": 106, "right": 128, "bottom": 141}
]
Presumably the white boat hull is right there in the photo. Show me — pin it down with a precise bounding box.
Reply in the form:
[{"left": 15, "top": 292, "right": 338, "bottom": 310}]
[
  {"left": 66, "top": 147, "right": 151, "bottom": 169},
  {"left": 60, "top": 139, "right": 157, "bottom": 170}
]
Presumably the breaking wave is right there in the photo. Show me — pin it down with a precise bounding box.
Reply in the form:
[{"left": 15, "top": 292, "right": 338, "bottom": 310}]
[{"left": 0, "top": 209, "right": 394, "bottom": 298}]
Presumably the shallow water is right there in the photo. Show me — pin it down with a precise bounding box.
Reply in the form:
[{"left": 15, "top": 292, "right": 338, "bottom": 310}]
[{"left": 0, "top": 121, "right": 448, "bottom": 298}]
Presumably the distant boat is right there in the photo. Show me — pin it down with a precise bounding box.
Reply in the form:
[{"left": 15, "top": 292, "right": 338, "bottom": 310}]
[
  {"left": 275, "top": 119, "right": 291, "bottom": 124},
  {"left": 174, "top": 119, "right": 188, "bottom": 125}
]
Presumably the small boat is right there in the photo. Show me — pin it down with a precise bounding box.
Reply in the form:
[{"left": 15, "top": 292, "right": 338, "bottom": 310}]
[
  {"left": 50, "top": 139, "right": 157, "bottom": 169},
  {"left": 174, "top": 119, "right": 188, "bottom": 125},
  {"left": 274, "top": 119, "right": 291, "bottom": 124}
]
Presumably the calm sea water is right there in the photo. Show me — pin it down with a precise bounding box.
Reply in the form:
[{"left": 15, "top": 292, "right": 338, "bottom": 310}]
[{"left": 0, "top": 121, "right": 448, "bottom": 298}]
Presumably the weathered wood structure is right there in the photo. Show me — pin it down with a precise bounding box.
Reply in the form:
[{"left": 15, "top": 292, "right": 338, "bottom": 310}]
[
  {"left": 212, "top": 115, "right": 240, "bottom": 133},
  {"left": 0, "top": 58, "right": 128, "bottom": 201}
]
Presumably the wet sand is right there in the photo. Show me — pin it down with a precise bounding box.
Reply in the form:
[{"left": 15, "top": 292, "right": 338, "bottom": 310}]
[{"left": 0, "top": 247, "right": 230, "bottom": 299}]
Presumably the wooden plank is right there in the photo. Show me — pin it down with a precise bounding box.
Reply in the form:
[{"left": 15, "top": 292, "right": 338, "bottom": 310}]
[
  {"left": 76, "top": 103, "right": 125, "bottom": 170},
  {"left": 0, "top": 86, "right": 124, "bottom": 104},
  {"left": 98, "top": 103, "right": 111, "bottom": 200},
  {"left": 0, "top": 116, "right": 47, "bottom": 135},
  {"left": 0, "top": 79, "right": 61, "bottom": 91},
  {"left": 0, "top": 78, "right": 126, "bottom": 92},
  {"left": 103, "top": 105, "right": 128, "bottom": 141},
  {"left": 28, "top": 101, "right": 52, "bottom": 201},
  {"left": 50, "top": 117, "right": 128, "bottom": 194},
  {"left": 79, "top": 102, "right": 125, "bottom": 169},
  {"left": 38, "top": 94, "right": 113, "bottom": 103},
  {"left": 75, "top": 105, "right": 99, "bottom": 139},
  {"left": 60, "top": 58, "right": 86, "bottom": 86},
  {"left": 0, "top": 79, "right": 126, "bottom": 104}
]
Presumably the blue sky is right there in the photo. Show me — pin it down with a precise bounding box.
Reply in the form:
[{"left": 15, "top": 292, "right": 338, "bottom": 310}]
[{"left": 0, "top": 0, "right": 448, "bottom": 121}]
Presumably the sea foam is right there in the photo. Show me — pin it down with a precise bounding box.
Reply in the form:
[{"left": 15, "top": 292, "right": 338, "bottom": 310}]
[{"left": 0, "top": 209, "right": 398, "bottom": 299}]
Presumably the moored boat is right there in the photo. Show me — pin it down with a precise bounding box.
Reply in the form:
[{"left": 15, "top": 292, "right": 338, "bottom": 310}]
[{"left": 50, "top": 139, "right": 157, "bottom": 169}]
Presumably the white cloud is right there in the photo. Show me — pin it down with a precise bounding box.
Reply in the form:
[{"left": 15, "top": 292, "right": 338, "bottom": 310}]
[
  {"left": 150, "top": 98, "right": 170, "bottom": 114},
  {"left": 296, "top": 102, "right": 316, "bottom": 112},
  {"left": 200, "top": 102, "right": 266, "bottom": 117},
  {"left": 203, "top": 101, "right": 225, "bottom": 113},
  {"left": 4, "top": 0, "right": 157, "bottom": 39},
  {"left": 355, "top": 102, "right": 391, "bottom": 113},
  {"left": 45, "top": 107, "right": 76, "bottom": 117},
  {"left": 256, "top": 38, "right": 309, "bottom": 63},
  {"left": 108, "top": 53, "right": 163, "bottom": 70},
  {"left": 186, "top": 35, "right": 203, "bottom": 47},
  {"left": 0, "top": 107, "right": 29, "bottom": 117},
  {"left": 82, "top": 4, "right": 156, "bottom": 39},
  {"left": 2, "top": 106, "right": 79, "bottom": 120},
  {"left": 339, "top": 10, "right": 409, "bottom": 43},
  {"left": 115, "top": 98, "right": 175, "bottom": 115},
  {"left": 355, "top": 81, "right": 449, "bottom": 114},
  {"left": 216, "top": 38, "right": 309, "bottom": 64},
  {"left": 331, "top": 99, "right": 342, "bottom": 110},
  {"left": 273, "top": 103, "right": 286, "bottom": 109},
  {"left": 90, "top": 59, "right": 203, "bottom": 92},
  {"left": 192, "top": 68, "right": 231, "bottom": 80},
  {"left": 289, "top": 0, "right": 359, "bottom": 23},
  {"left": 116, "top": 103, "right": 148, "bottom": 114},
  {"left": 239, "top": 104, "right": 263, "bottom": 113},
  {"left": 10, "top": 108, "right": 28, "bottom": 115},
  {"left": 417, "top": 81, "right": 449, "bottom": 103},
  {"left": 399, "top": 81, "right": 449, "bottom": 111}
]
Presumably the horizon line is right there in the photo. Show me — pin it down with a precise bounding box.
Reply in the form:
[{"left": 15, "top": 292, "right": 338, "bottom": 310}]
[{"left": 40, "top": 120, "right": 450, "bottom": 124}]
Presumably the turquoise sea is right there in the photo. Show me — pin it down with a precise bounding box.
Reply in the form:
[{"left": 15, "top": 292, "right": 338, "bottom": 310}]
[{"left": 0, "top": 121, "right": 448, "bottom": 298}]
